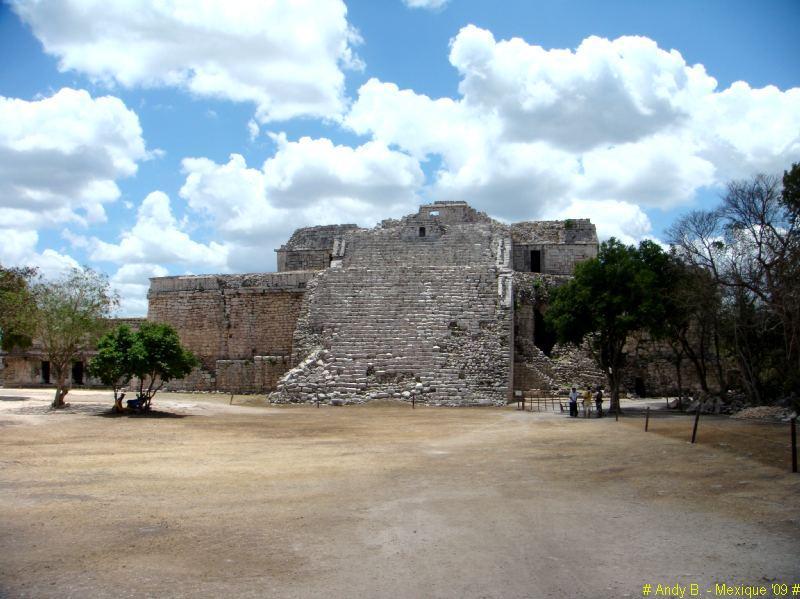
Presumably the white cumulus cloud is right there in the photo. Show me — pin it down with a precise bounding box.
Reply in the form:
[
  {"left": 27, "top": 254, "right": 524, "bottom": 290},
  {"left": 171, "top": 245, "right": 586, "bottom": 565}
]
[
  {"left": 88, "top": 191, "right": 228, "bottom": 271},
  {"left": 402, "top": 0, "right": 450, "bottom": 10},
  {"left": 544, "top": 199, "right": 653, "bottom": 246},
  {"left": 0, "top": 229, "right": 80, "bottom": 279},
  {"left": 179, "top": 136, "right": 424, "bottom": 271},
  {"left": 11, "top": 0, "right": 363, "bottom": 123},
  {"left": 345, "top": 26, "right": 800, "bottom": 240},
  {"left": 0, "top": 88, "right": 147, "bottom": 229},
  {"left": 110, "top": 263, "right": 169, "bottom": 317}
]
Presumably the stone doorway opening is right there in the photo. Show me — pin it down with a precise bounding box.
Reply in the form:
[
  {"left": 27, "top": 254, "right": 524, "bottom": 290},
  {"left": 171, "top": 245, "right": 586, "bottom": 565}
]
[
  {"left": 530, "top": 250, "right": 541, "bottom": 273},
  {"left": 72, "top": 362, "right": 84, "bottom": 386}
]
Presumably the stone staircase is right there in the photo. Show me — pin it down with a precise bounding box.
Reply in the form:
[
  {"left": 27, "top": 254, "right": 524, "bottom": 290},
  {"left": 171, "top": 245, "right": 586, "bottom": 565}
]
[{"left": 270, "top": 265, "right": 511, "bottom": 406}]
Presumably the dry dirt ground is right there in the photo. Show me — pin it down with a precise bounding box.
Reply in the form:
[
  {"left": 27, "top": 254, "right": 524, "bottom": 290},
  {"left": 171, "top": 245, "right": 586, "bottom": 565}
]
[{"left": 0, "top": 389, "right": 798, "bottom": 599}]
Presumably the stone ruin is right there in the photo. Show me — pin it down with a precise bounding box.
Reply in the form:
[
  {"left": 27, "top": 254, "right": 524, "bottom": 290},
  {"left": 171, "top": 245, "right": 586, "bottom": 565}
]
[
  {"left": 144, "top": 201, "right": 602, "bottom": 405},
  {"left": 1, "top": 201, "right": 619, "bottom": 402}
]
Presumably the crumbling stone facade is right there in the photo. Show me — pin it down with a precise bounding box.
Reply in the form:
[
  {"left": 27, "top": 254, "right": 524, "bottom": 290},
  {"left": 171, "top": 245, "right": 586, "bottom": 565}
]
[
  {"left": 0, "top": 317, "right": 145, "bottom": 387},
  {"left": 137, "top": 201, "right": 602, "bottom": 404},
  {"left": 0, "top": 202, "right": 605, "bottom": 402},
  {"left": 276, "top": 224, "right": 359, "bottom": 272},
  {"left": 146, "top": 272, "right": 313, "bottom": 392}
]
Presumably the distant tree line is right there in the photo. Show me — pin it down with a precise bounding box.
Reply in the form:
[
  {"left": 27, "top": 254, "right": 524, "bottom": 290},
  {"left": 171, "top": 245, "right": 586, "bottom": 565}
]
[{"left": 546, "top": 163, "right": 800, "bottom": 413}]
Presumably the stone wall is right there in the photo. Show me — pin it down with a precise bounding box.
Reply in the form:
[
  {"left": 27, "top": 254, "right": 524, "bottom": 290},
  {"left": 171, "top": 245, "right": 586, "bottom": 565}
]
[
  {"left": 511, "top": 220, "right": 598, "bottom": 275},
  {"left": 270, "top": 265, "right": 512, "bottom": 405},
  {"left": 215, "top": 355, "right": 291, "bottom": 393},
  {"left": 277, "top": 249, "right": 331, "bottom": 272},
  {"left": 276, "top": 224, "right": 359, "bottom": 272},
  {"left": 134, "top": 203, "right": 609, "bottom": 400},
  {"left": 147, "top": 273, "right": 313, "bottom": 392},
  {"left": 0, "top": 317, "right": 145, "bottom": 388},
  {"left": 512, "top": 243, "right": 598, "bottom": 275},
  {"left": 343, "top": 208, "right": 505, "bottom": 270}
]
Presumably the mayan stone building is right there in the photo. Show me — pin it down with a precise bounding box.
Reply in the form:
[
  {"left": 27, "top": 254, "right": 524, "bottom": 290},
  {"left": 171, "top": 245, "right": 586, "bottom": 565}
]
[
  {"left": 144, "top": 201, "right": 601, "bottom": 405},
  {"left": 0, "top": 317, "right": 146, "bottom": 388}
]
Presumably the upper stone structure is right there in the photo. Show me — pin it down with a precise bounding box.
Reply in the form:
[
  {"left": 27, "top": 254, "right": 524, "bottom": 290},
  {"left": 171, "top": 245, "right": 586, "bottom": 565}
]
[
  {"left": 510, "top": 219, "right": 597, "bottom": 274},
  {"left": 276, "top": 202, "right": 597, "bottom": 275},
  {"left": 275, "top": 224, "right": 359, "bottom": 271}
]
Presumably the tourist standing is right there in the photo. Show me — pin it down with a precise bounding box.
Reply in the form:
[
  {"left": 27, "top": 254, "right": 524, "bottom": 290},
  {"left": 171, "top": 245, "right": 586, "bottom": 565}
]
[
  {"left": 569, "top": 387, "right": 578, "bottom": 417},
  {"left": 583, "top": 388, "right": 593, "bottom": 417},
  {"left": 595, "top": 386, "right": 603, "bottom": 418}
]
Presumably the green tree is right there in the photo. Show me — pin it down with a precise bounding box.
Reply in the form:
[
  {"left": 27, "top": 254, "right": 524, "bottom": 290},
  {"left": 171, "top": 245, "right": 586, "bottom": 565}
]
[
  {"left": 545, "top": 239, "right": 671, "bottom": 413},
  {"left": 782, "top": 162, "right": 800, "bottom": 219},
  {"left": 129, "top": 322, "right": 198, "bottom": 410},
  {"left": 0, "top": 265, "right": 37, "bottom": 351},
  {"left": 31, "top": 267, "right": 118, "bottom": 409},
  {"left": 88, "top": 325, "right": 136, "bottom": 412}
]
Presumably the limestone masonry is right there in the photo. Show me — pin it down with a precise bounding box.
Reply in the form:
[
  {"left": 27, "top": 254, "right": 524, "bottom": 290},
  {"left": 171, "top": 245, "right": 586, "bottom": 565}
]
[
  {"left": 1, "top": 201, "right": 611, "bottom": 404},
  {"left": 147, "top": 201, "right": 600, "bottom": 405}
]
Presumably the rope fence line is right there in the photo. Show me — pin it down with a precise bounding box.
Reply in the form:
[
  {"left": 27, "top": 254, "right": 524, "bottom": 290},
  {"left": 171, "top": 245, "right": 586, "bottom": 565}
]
[
  {"left": 514, "top": 395, "right": 798, "bottom": 473},
  {"left": 636, "top": 408, "right": 797, "bottom": 473}
]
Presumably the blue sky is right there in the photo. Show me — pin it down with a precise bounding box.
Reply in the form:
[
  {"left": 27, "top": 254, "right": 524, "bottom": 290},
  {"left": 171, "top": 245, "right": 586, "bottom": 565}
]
[{"left": 1, "top": 0, "right": 798, "bottom": 315}]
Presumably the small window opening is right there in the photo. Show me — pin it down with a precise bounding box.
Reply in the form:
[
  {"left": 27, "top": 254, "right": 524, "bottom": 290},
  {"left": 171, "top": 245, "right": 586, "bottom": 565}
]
[
  {"left": 530, "top": 250, "right": 541, "bottom": 273},
  {"left": 429, "top": 210, "right": 439, "bottom": 217},
  {"left": 72, "top": 361, "right": 84, "bottom": 385},
  {"left": 419, "top": 226, "right": 426, "bottom": 237},
  {"left": 41, "top": 361, "right": 50, "bottom": 384}
]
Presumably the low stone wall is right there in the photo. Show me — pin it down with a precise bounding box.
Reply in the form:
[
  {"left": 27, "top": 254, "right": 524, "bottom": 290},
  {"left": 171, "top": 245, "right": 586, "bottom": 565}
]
[
  {"left": 147, "top": 272, "right": 314, "bottom": 392},
  {"left": 215, "top": 356, "right": 291, "bottom": 393}
]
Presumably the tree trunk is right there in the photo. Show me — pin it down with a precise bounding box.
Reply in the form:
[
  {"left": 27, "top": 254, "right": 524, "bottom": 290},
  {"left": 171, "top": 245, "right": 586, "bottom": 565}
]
[
  {"left": 607, "top": 370, "right": 622, "bottom": 414},
  {"left": 51, "top": 381, "right": 69, "bottom": 409},
  {"left": 113, "top": 389, "right": 124, "bottom": 413}
]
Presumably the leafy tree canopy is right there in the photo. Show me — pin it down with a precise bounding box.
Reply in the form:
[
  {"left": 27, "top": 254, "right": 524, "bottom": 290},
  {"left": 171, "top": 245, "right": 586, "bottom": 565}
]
[
  {"left": 129, "top": 322, "right": 198, "bottom": 409},
  {"left": 0, "top": 264, "right": 37, "bottom": 351},
  {"left": 88, "top": 325, "right": 136, "bottom": 412},
  {"left": 545, "top": 238, "right": 673, "bottom": 411},
  {"left": 89, "top": 322, "right": 198, "bottom": 412},
  {"left": 31, "top": 267, "right": 118, "bottom": 408}
]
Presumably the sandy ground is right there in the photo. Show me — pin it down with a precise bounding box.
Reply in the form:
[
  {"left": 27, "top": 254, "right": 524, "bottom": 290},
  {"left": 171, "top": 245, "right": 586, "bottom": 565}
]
[{"left": 0, "top": 388, "right": 798, "bottom": 599}]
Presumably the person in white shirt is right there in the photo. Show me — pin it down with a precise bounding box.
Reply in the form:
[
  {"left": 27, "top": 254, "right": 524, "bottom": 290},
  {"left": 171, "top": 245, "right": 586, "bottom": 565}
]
[{"left": 568, "top": 387, "right": 578, "bottom": 417}]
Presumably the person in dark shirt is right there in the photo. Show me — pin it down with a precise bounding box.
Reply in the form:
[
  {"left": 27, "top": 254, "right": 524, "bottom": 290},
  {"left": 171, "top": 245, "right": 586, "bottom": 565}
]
[{"left": 594, "top": 386, "right": 603, "bottom": 418}]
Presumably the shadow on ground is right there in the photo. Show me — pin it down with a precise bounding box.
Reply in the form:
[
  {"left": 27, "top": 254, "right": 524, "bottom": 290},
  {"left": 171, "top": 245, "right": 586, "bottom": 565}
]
[{"left": 95, "top": 409, "right": 187, "bottom": 419}]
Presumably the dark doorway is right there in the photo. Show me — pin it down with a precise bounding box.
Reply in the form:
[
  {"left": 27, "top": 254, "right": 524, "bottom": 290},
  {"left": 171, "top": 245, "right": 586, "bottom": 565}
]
[
  {"left": 530, "top": 250, "right": 541, "bottom": 273},
  {"left": 41, "top": 361, "right": 50, "bottom": 384},
  {"left": 72, "top": 361, "right": 84, "bottom": 386},
  {"left": 634, "top": 376, "right": 646, "bottom": 397},
  {"left": 419, "top": 226, "right": 426, "bottom": 237},
  {"left": 533, "top": 309, "right": 557, "bottom": 356}
]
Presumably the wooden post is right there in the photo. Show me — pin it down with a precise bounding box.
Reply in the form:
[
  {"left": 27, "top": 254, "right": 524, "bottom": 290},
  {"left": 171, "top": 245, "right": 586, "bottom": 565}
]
[
  {"left": 412, "top": 394, "right": 415, "bottom": 409},
  {"left": 691, "top": 410, "right": 701, "bottom": 444},
  {"left": 791, "top": 417, "right": 797, "bottom": 473},
  {"left": 645, "top": 406, "right": 650, "bottom": 432},
  {"left": 229, "top": 393, "right": 234, "bottom": 405}
]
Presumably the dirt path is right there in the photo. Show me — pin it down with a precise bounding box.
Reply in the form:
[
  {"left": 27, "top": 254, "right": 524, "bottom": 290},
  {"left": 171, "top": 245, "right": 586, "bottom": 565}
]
[{"left": 1, "top": 389, "right": 798, "bottom": 598}]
